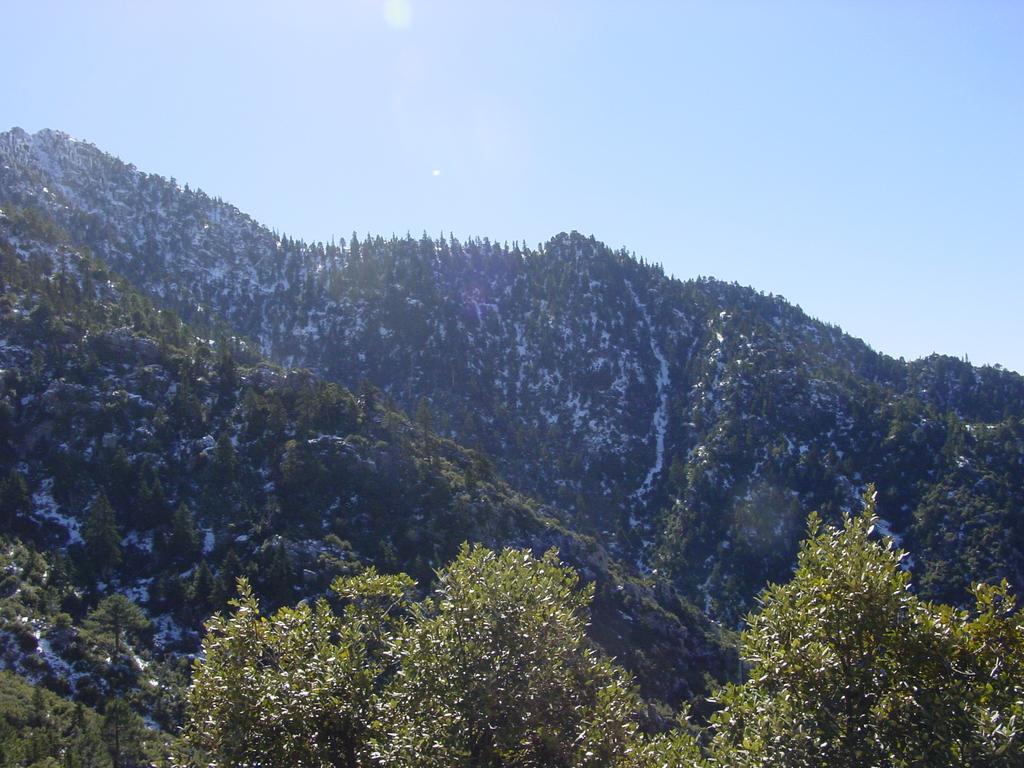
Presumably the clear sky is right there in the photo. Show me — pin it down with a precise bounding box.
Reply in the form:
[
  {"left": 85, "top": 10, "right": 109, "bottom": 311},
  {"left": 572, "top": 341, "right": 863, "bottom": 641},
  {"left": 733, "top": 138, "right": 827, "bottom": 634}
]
[{"left": 3, "top": 1, "right": 1022, "bottom": 373}]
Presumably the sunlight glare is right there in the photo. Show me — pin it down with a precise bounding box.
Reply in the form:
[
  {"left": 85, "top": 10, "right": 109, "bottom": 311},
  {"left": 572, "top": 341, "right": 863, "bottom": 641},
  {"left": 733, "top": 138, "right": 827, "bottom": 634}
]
[{"left": 383, "top": 0, "right": 413, "bottom": 30}]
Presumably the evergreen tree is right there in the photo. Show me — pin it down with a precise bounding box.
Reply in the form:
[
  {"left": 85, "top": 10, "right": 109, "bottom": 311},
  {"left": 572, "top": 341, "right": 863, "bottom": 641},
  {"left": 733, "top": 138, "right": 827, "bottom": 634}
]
[
  {"left": 166, "top": 503, "right": 201, "bottom": 564},
  {"left": 84, "top": 594, "right": 149, "bottom": 660},
  {"left": 189, "top": 560, "right": 215, "bottom": 612},
  {"left": 0, "top": 471, "right": 30, "bottom": 530},
  {"left": 133, "top": 473, "right": 167, "bottom": 530},
  {"left": 82, "top": 494, "right": 121, "bottom": 576},
  {"left": 105, "top": 448, "right": 134, "bottom": 512},
  {"left": 415, "top": 397, "right": 436, "bottom": 465},
  {"left": 209, "top": 430, "right": 237, "bottom": 487},
  {"left": 216, "top": 345, "right": 239, "bottom": 396},
  {"left": 100, "top": 699, "right": 146, "bottom": 768},
  {"left": 262, "top": 543, "right": 295, "bottom": 607},
  {"left": 213, "top": 550, "right": 244, "bottom": 607},
  {"left": 67, "top": 701, "right": 108, "bottom": 768}
]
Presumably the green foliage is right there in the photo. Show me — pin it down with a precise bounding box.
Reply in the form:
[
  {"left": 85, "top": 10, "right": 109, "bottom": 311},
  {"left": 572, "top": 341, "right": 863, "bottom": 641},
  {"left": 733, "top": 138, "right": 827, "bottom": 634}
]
[
  {"left": 81, "top": 494, "right": 121, "bottom": 577},
  {"left": 956, "top": 581, "right": 1024, "bottom": 762},
  {"left": 383, "top": 544, "right": 642, "bottom": 768},
  {"left": 165, "top": 503, "right": 201, "bottom": 565},
  {"left": 187, "top": 547, "right": 643, "bottom": 768},
  {"left": 185, "top": 572, "right": 413, "bottom": 768},
  {"left": 614, "top": 727, "right": 707, "bottom": 768},
  {"left": 100, "top": 698, "right": 148, "bottom": 768},
  {"left": 6, "top": 148, "right": 1024, "bottom": 763},
  {"left": 705, "top": 489, "right": 1024, "bottom": 767},
  {"left": 0, "top": 671, "right": 108, "bottom": 768},
  {"left": 0, "top": 472, "right": 30, "bottom": 530},
  {"left": 84, "top": 595, "right": 149, "bottom": 660}
]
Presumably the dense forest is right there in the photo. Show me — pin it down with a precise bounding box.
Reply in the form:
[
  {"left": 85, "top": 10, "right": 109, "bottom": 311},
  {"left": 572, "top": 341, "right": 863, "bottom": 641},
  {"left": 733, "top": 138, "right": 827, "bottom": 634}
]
[{"left": 1, "top": 128, "right": 1023, "bottom": 765}]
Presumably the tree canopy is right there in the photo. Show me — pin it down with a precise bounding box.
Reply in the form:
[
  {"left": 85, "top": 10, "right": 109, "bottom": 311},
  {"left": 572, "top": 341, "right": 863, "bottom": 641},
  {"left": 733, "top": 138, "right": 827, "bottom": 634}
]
[
  {"left": 706, "top": 490, "right": 1024, "bottom": 767},
  {"left": 185, "top": 498, "right": 1024, "bottom": 767},
  {"left": 187, "top": 545, "right": 641, "bottom": 768}
]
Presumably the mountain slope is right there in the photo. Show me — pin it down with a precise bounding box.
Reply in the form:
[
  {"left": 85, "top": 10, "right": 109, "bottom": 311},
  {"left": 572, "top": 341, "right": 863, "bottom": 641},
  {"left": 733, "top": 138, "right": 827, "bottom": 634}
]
[
  {"left": 2, "top": 127, "right": 1023, "bottom": 624},
  {"left": 0, "top": 203, "right": 732, "bottom": 732}
]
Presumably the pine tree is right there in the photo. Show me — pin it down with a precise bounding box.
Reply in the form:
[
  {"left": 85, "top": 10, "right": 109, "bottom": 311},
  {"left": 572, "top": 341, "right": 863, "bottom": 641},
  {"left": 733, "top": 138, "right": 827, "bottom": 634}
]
[
  {"left": 216, "top": 344, "right": 238, "bottom": 396},
  {"left": 189, "top": 561, "right": 214, "bottom": 612},
  {"left": 166, "top": 503, "right": 201, "bottom": 564},
  {"left": 262, "top": 544, "right": 294, "bottom": 607},
  {"left": 209, "top": 430, "right": 237, "bottom": 487},
  {"left": 134, "top": 473, "right": 167, "bottom": 529},
  {"left": 100, "top": 699, "right": 146, "bottom": 768},
  {"left": 67, "top": 701, "right": 107, "bottom": 768},
  {"left": 82, "top": 493, "right": 121, "bottom": 576},
  {"left": 85, "top": 594, "right": 149, "bottom": 660},
  {"left": 214, "top": 550, "right": 244, "bottom": 607},
  {"left": 415, "top": 397, "right": 437, "bottom": 466},
  {"left": 105, "top": 448, "right": 134, "bottom": 511},
  {"left": 0, "top": 470, "right": 30, "bottom": 529}
]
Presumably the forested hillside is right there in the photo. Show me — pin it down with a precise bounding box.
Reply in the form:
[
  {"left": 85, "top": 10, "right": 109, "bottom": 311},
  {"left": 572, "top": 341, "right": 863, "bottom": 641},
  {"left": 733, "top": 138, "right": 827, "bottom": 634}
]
[
  {"left": 2, "top": 128, "right": 1022, "bottom": 624},
  {"left": 0, "top": 200, "right": 730, "bottom": 759},
  {"left": 1, "top": 127, "right": 1023, "bottom": 764}
]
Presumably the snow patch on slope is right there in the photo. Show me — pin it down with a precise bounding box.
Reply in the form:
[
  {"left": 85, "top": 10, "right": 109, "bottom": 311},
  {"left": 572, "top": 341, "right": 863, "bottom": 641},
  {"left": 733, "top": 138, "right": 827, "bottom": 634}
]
[
  {"left": 626, "top": 281, "right": 670, "bottom": 504},
  {"left": 873, "top": 516, "right": 903, "bottom": 547},
  {"left": 32, "top": 478, "right": 83, "bottom": 546}
]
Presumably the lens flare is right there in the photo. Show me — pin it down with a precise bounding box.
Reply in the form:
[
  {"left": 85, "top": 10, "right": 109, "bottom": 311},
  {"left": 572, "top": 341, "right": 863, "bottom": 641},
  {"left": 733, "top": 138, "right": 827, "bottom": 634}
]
[{"left": 383, "top": 0, "right": 412, "bottom": 29}]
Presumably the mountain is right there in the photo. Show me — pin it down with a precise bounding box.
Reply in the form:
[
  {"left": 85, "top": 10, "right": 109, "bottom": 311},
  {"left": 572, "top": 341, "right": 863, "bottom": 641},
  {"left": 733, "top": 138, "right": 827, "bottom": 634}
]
[
  {"left": 3, "top": 127, "right": 1022, "bottom": 624},
  {"left": 0, "top": 196, "right": 732, "bottom": 745},
  {"left": 2, "top": 128, "right": 1024, "bottom": 750}
]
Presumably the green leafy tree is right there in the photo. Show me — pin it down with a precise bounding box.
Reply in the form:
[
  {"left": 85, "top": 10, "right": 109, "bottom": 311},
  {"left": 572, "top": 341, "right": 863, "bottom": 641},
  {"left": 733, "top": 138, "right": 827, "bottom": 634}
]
[
  {"left": 955, "top": 580, "right": 1024, "bottom": 763},
  {"left": 383, "top": 544, "right": 642, "bottom": 768},
  {"left": 186, "top": 548, "right": 649, "bottom": 767},
  {"left": 615, "top": 727, "right": 707, "bottom": 768},
  {"left": 186, "top": 572, "right": 413, "bottom": 768},
  {"left": 706, "top": 489, "right": 1024, "bottom": 767}
]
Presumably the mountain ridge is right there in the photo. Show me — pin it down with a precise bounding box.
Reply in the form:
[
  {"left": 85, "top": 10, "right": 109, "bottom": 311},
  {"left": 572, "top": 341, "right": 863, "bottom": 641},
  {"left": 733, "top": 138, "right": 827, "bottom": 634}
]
[
  {"left": 2, "top": 126, "right": 1023, "bottom": 623},
  {"left": 0, "top": 202, "right": 733, "bottom": 735}
]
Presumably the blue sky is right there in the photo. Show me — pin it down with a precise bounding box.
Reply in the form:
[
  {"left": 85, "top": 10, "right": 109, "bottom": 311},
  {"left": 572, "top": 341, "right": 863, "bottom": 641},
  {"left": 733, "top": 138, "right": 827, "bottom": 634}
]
[{"left": 3, "top": 1, "right": 1022, "bottom": 372}]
